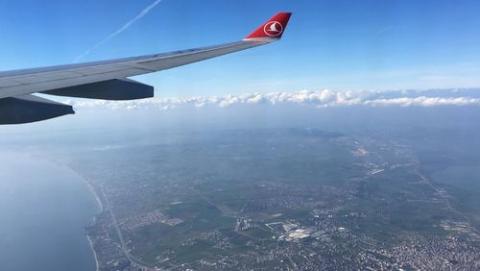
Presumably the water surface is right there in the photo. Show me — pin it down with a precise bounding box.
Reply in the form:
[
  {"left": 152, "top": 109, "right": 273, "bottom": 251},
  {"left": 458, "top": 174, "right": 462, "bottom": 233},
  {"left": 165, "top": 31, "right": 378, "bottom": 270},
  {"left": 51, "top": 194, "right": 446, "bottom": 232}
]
[{"left": 0, "top": 152, "right": 98, "bottom": 271}]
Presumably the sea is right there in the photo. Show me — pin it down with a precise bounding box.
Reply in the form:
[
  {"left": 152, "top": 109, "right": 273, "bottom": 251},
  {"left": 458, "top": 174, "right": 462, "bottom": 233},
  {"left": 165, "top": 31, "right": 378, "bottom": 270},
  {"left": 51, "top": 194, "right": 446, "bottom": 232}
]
[{"left": 0, "top": 152, "right": 99, "bottom": 271}]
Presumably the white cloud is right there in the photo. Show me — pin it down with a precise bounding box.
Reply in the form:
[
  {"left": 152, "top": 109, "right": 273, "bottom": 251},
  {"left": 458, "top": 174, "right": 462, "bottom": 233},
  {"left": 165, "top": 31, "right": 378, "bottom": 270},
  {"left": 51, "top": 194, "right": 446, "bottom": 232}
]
[
  {"left": 63, "top": 89, "right": 480, "bottom": 111},
  {"left": 365, "top": 96, "right": 480, "bottom": 107}
]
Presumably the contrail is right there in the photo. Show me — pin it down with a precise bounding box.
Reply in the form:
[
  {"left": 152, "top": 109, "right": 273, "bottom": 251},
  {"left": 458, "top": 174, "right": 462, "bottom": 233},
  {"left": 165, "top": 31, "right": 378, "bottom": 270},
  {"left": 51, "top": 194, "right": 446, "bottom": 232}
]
[{"left": 74, "top": 0, "right": 163, "bottom": 63}]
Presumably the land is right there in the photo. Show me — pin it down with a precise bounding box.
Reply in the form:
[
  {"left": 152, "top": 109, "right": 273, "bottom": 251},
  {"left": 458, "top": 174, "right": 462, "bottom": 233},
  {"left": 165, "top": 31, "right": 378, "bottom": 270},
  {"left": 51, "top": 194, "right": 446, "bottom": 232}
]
[{"left": 63, "top": 128, "right": 480, "bottom": 271}]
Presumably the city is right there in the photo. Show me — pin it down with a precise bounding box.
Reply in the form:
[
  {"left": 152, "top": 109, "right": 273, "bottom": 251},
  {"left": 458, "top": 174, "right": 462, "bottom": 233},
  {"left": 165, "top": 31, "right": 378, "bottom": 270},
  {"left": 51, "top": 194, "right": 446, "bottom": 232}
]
[{"left": 62, "top": 128, "right": 480, "bottom": 270}]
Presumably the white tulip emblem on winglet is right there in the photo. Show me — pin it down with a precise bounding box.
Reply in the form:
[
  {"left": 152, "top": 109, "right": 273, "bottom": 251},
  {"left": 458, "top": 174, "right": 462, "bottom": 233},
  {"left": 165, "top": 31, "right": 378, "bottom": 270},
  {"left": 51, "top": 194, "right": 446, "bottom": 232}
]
[{"left": 245, "top": 12, "right": 292, "bottom": 41}]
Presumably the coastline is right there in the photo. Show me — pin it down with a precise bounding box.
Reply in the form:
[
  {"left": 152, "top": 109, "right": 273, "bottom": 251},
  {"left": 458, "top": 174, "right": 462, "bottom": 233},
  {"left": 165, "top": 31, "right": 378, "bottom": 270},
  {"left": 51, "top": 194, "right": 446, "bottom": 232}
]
[
  {"left": 41, "top": 159, "right": 104, "bottom": 271},
  {"left": 87, "top": 234, "right": 100, "bottom": 271},
  {"left": 70, "top": 166, "right": 152, "bottom": 271},
  {"left": 83, "top": 179, "right": 104, "bottom": 213},
  {"left": 82, "top": 179, "right": 104, "bottom": 271}
]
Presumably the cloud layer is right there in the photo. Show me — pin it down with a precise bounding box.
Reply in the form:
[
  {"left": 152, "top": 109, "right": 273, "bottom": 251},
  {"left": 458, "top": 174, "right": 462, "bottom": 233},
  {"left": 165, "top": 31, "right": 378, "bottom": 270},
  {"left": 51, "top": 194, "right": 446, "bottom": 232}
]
[{"left": 64, "top": 89, "right": 480, "bottom": 111}]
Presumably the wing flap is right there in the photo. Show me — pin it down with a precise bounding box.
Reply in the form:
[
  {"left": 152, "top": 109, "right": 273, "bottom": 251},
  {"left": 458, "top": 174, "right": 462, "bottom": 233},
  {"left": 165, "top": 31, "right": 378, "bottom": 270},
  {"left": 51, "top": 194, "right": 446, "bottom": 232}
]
[
  {"left": 0, "top": 95, "right": 74, "bottom": 124},
  {"left": 43, "top": 79, "right": 154, "bottom": 100}
]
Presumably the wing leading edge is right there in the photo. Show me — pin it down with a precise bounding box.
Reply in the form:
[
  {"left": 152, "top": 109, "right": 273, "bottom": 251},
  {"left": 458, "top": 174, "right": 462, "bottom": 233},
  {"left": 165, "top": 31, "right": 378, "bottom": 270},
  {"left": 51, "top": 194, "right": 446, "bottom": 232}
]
[{"left": 0, "top": 12, "right": 292, "bottom": 124}]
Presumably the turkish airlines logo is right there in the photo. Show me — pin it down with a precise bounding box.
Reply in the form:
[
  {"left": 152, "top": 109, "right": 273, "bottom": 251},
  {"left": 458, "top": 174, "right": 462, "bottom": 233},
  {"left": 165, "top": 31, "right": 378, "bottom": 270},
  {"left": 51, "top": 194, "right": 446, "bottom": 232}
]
[{"left": 264, "top": 21, "right": 283, "bottom": 37}]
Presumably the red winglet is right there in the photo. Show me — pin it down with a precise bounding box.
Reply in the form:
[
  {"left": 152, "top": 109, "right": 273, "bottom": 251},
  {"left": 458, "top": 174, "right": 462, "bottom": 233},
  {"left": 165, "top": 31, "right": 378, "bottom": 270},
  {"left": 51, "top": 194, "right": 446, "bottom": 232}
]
[{"left": 245, "top": 12, "right": 292, "bottom": 40}]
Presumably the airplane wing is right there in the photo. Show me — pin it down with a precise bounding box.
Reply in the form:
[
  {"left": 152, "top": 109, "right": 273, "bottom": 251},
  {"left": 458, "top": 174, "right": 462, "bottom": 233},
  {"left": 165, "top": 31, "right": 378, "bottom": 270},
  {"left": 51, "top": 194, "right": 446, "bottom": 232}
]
[{"left": 0, "top": 12, "right": 292, "bottom": 124}]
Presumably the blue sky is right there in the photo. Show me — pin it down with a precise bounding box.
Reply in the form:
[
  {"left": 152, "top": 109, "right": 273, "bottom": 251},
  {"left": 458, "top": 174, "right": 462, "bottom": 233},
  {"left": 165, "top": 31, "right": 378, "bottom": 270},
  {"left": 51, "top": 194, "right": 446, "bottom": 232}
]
[{"left": 1, "top": 0, "right": 480, "bottom": 96}]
